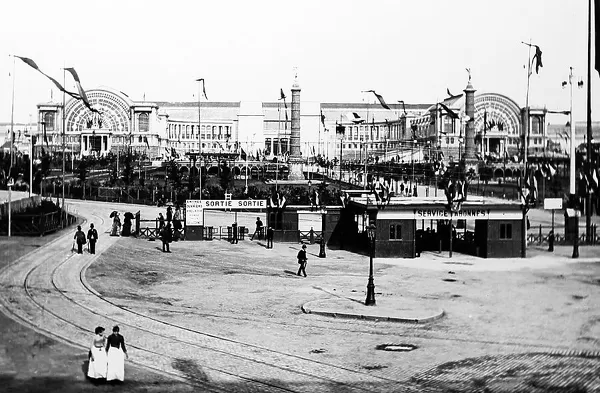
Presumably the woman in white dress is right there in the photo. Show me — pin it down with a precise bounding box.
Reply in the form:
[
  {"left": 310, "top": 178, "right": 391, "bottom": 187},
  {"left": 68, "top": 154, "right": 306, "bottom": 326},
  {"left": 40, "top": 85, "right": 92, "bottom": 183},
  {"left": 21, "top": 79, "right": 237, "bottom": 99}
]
[
  {"left": 87, "top": 326, "right": 107, "bottom": 379},
  {"left": 106, "top": 325, "right": 128, "bottom": 382}
]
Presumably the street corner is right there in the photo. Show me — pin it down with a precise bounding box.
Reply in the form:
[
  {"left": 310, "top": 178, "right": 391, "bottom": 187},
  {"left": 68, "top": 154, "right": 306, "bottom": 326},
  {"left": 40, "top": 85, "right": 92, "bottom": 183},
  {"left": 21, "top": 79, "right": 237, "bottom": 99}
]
[{"left": 301, "top": 296, "right": 445, "bottom": 324}]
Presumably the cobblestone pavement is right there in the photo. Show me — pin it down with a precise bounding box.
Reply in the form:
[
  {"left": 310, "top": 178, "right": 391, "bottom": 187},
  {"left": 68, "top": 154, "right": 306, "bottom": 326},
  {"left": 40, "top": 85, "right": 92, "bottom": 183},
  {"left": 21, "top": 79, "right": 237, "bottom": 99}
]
[{"left": 1, "top": 199, "right": 599, "bottom": 392}]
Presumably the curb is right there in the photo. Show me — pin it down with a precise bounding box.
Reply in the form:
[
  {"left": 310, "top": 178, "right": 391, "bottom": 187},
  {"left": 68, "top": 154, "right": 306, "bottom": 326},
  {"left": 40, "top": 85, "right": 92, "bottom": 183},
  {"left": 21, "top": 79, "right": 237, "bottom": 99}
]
[{"left": 301, "top": 302, "right": 445, "bottom": 324}]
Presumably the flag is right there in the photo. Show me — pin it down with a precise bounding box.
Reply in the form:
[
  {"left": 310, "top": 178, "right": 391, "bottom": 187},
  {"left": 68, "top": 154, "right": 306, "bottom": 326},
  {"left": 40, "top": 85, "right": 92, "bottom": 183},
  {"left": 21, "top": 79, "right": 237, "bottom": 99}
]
[
  {"left": 336, "top": 123, "right": 346, "bottom": 134},
  {"left": 144, "top": 136, "right": 149, "bottom": 149},
  {"left": 398, "top": 100, "right": 407, "bottom": 114},
  {"left": 529, "top": 171, "right": 538, "bottom": 202},
  {"left": 321, "top": 110, "right": 325, "bottom": 127},
  {"left": 64, "top": 68, "right": 98, "bottom": 113},
  {"left": 16, "top": 56, "right": 80, "bottom": 100},
  {"left": 196, "top": 78, "right": 208, "bottom": 99},
  {"left": 285, "top": 110, "right": 289, "bottom": 130},
  {"left": 483, "top": 111, "right": 488, "bottom": 134},
  {"left": 439, "top": 103, "right": 459, "bottom": 119},
  {"left": 171, "top": 147, "right": 178, "bottom": 158},
  {"left": 365, "top": 90, "right": 390, "bottom": 110},
  {"left": 240, "top": 148, "right": 247, "bottom": 160},
  {"left": 346, "top": 112, "right": 364, "bottom": 124},
  {"left": 532, "top": 45, "right": 543, "bottom": 74},
  {"left": 280, "top": 88, "right": 287, "bottom": 109},
  {"left": 578, "top": 171, "right": 588, "bottom": 198}
]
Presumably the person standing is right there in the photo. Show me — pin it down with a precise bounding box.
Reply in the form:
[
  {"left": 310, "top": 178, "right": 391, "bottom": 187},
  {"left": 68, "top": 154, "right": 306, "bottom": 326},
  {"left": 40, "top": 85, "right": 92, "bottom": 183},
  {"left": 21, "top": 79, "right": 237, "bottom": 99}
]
[
  {"left": 231, "top": 222, "right": 238, "bottom": 244},
  {"left": 297, "top": 244, "right": 307, "bottom": 277},
  {"left": 172, "top": 206, "right": 182, "bottom": 241},
  {"left": 74, "top": 225, "right": 86, "bottom": 254},
  {"left": 158, "top": 213, "right": 165, "bottom": 231},
  {"left": 87, "top": 223, "right": 98, "bottom": 255},
  {"left": 266, "top": 226, "right": 274, "bottom": 249},
  {"left": 166, "top": 205, "right": 173, "bottom": 223},
  {"left": 161, "top": 222, "right": 172, "bottom": 252},
  {"left": 111, "top": 213, "right": 121, "bottom": 236},
  {"left": 251, "top": 217, "right": 263, "bottom": 240},
  {"left": 106, "top": 325, "right": 128, "bottom": 382},
  {"left": 87, "top": 326, "right": 107, "bottom": 380}
]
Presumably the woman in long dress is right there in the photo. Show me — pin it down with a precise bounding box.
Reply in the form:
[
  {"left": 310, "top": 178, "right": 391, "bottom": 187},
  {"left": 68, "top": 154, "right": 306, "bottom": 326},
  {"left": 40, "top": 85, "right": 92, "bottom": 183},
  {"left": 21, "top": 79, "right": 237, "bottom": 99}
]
[
  {"left": 106, "top": 325, "right": 129, "bottom": 382},
  {"left": 87, "top": 326, "right": 107, "bottom": 379}
]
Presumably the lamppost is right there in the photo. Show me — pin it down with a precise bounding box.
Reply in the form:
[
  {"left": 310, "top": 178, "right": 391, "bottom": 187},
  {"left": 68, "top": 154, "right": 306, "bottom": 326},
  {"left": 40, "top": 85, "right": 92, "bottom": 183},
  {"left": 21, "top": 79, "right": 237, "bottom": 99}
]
[
  {"left": 563, "top": 67, "right": 581, "bottom": 258},
  {"left": 195, "top": 78, "right": 205, "bottom": 199},
  {"left": 365, "top": 223, "right": 377, "bottom": 306},
  {"left": 411, "top": 139, "right": 417, "bottom": 190}
]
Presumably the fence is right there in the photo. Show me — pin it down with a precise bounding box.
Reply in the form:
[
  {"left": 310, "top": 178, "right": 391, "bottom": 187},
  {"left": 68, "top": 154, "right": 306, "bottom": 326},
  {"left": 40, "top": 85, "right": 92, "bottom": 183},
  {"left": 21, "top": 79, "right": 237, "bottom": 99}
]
[
  {"left": 0, "top": 209, "right": 78, "bottom": 236},
  {"left": 135, "top": 217, "right": 323, "bottom": 244},
  {"left": 527, "top": 224, "right": 600, "bottom": 245},
  {"left": 40, "top": 183, "right": 171, "bottom": 206}
]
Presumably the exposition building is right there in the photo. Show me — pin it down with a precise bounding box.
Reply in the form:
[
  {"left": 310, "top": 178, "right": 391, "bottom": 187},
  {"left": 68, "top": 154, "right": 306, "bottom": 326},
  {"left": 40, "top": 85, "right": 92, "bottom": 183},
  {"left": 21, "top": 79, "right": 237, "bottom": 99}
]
[{"left": 4, "top": 81, "right": 548, "bottom": 166}]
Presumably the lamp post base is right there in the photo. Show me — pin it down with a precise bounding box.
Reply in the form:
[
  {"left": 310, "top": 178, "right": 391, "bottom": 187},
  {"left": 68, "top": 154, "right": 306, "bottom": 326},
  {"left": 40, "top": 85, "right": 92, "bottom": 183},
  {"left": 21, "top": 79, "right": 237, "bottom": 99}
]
[{"left": 365, "top": 278, "right": 376, "bottom": 306}]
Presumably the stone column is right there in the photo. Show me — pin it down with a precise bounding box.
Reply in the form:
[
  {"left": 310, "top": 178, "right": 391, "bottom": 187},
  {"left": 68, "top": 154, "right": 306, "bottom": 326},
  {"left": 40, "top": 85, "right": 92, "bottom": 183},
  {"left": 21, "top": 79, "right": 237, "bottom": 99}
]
[
  {"left": 463, "top": 79, "right": 478, "bottom": 173},
  {"left": 288, "top": 75, "right": 305, "bottom": 180}
]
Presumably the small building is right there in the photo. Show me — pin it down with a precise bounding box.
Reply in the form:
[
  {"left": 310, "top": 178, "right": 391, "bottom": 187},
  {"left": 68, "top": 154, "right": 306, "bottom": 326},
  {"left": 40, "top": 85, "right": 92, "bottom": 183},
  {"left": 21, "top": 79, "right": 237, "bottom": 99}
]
[{"left": 331, "top": 192, "right": 524, "bottom": 259}]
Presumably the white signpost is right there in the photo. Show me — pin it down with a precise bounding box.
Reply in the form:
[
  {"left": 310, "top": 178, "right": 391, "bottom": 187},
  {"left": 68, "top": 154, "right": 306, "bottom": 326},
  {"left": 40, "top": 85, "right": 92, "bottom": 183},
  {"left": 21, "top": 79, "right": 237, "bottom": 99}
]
[
  {"left": 543, "top": 198, "right": 563, "bottom": 235},
  {"left": 185, "top": 200, "right": 268, "bottom": 239}
]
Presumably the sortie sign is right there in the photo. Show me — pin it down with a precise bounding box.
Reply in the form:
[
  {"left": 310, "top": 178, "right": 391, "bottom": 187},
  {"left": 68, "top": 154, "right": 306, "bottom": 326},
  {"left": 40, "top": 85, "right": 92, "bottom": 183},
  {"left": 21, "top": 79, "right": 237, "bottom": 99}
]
[
  {"left": 198, "top": 199, "right": 267, "bottom": 209},
  {"left": 185, "top": 199, "right": 267, "bottom": 226}
]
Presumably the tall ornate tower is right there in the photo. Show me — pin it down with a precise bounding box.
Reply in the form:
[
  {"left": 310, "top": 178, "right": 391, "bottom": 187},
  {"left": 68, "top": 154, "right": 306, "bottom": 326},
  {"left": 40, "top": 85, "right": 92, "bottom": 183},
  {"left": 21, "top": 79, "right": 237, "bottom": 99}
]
[
  {"left": 287, "top": 70, "right": 305, "bottom": 180},
  {"left": 463, "top": 71, "right": 478, "bottom": 173}
]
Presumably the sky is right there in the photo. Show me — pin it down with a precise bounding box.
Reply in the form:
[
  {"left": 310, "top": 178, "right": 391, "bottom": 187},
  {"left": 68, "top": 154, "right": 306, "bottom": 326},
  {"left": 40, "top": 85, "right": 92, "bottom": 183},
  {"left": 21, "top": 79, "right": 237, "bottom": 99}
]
[{"left": 0, "top": 0, "right": 595, "bottom": 124}]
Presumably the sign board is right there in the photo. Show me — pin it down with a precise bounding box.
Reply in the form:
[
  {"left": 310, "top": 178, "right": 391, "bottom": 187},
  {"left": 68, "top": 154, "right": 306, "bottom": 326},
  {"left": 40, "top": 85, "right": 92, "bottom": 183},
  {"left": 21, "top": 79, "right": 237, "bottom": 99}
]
[
  {"left": 543, "top": 198, "right": 563, "bottom": 210},
  {"left": 185, "top": 199, "right": 268, "bottom": 226},
  {"left": 199, "top": 199, "right": 267, "bottom": 209},
  {"left": 185, "top": 200, "right": 204, "bottom": 225},
  {"left": 377, "top": 208, "right": 522, "bottom": 221}
]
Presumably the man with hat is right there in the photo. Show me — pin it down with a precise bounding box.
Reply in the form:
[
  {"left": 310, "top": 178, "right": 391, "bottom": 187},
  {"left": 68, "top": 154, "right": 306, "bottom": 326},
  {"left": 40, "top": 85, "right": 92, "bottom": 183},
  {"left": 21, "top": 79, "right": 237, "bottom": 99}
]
[{"left": 297, "top": 244, "right": 308, "bottom": 277}]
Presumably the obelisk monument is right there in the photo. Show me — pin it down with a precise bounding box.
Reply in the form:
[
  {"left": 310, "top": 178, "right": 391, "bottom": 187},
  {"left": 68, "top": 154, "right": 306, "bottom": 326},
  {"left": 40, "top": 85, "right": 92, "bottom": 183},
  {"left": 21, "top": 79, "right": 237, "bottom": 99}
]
[
  {"left": 287, "top": 69, "right": 305, "bottom": 180},
  {"left": 463, "top": 69, "right": 478, "bottom": 174}
]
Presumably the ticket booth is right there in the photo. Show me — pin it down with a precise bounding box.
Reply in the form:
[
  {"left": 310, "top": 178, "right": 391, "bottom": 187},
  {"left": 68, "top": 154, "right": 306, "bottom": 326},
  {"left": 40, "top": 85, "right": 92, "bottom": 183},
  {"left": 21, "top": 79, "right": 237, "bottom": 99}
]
[{"left": 341, "top": 195, "right": 524, "bottom": 259}]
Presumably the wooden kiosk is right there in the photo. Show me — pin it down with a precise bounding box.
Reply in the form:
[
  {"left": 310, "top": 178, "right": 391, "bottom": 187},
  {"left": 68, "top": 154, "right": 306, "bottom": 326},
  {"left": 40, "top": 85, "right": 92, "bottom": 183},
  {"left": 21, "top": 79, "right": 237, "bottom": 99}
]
[{"left": 339, "top": 193, "right": 524, "bottom": 259}]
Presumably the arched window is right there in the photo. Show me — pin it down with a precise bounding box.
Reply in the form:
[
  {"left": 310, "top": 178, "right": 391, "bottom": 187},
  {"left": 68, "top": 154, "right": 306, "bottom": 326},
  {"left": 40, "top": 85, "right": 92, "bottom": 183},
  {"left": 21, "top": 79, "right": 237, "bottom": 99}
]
[
  {"left": 139, "top": 113, "right": 149, "bottom": 132},
  {"left": 44, "top": 112, "right": 55, "bottom": 130}
]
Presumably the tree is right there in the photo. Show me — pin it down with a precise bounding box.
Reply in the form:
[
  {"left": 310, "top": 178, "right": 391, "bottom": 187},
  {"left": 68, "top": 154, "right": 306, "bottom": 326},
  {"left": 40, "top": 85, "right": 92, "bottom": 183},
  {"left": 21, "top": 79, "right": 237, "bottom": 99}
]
[
  {"left": 167, "top": 159, "right": 182, "bottom": 189},
  {"left": 121, "top": 150, "right": 134, "bottom": 186},
  {"left": 219, "top": 160, "right": 232, "bottom": 191},
  {"left": 77, "top": 156, "right": 90, "bottom": 184}
]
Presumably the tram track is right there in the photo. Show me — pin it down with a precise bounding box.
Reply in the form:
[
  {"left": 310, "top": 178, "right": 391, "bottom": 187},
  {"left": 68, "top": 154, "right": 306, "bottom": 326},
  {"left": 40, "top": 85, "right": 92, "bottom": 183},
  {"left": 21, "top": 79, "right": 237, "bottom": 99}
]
[
  {"left": 2, "top": 201, "right": 594, "bottom": 392},
  {"left": 1, "top": 205, "right": 406, "bottom": 392}
]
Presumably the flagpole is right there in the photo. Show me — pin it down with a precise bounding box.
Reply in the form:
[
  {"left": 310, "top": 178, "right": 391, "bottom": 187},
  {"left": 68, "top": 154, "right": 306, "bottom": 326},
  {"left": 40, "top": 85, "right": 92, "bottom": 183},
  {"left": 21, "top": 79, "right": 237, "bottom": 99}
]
[
  {"left": 569, "top": 67, "right": 576, "bottom": 195},
  {"left": 364, "top": 96, "right": 369, "bottom": 190},
  {"left": 568, "top": 66, "right": 579, "bottom": 258},
  {"left": 196, "top": 79, "right": 203, "bottom": 199},
  {"left": 276, "top": 100, "right": 280, "bottom": 192},
  {"left": 586, "top": 0, "right": 593, "bottom": 242},
  {"left": 9, "top": 55, "right": 15, "bottom": 172},
  {"left": 518, "top": 39, "right": 534, "bottom": 258},
  {"left": 61, "top": 66, "right": 66, "bottom": 226}
]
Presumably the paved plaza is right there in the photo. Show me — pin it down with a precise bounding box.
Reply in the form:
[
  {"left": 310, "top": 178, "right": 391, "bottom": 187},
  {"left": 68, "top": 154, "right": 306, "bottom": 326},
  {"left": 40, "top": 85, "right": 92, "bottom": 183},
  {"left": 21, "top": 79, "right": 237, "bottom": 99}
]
[{"left": 0, "top": 199, "right": 599, "bottom": 392}]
